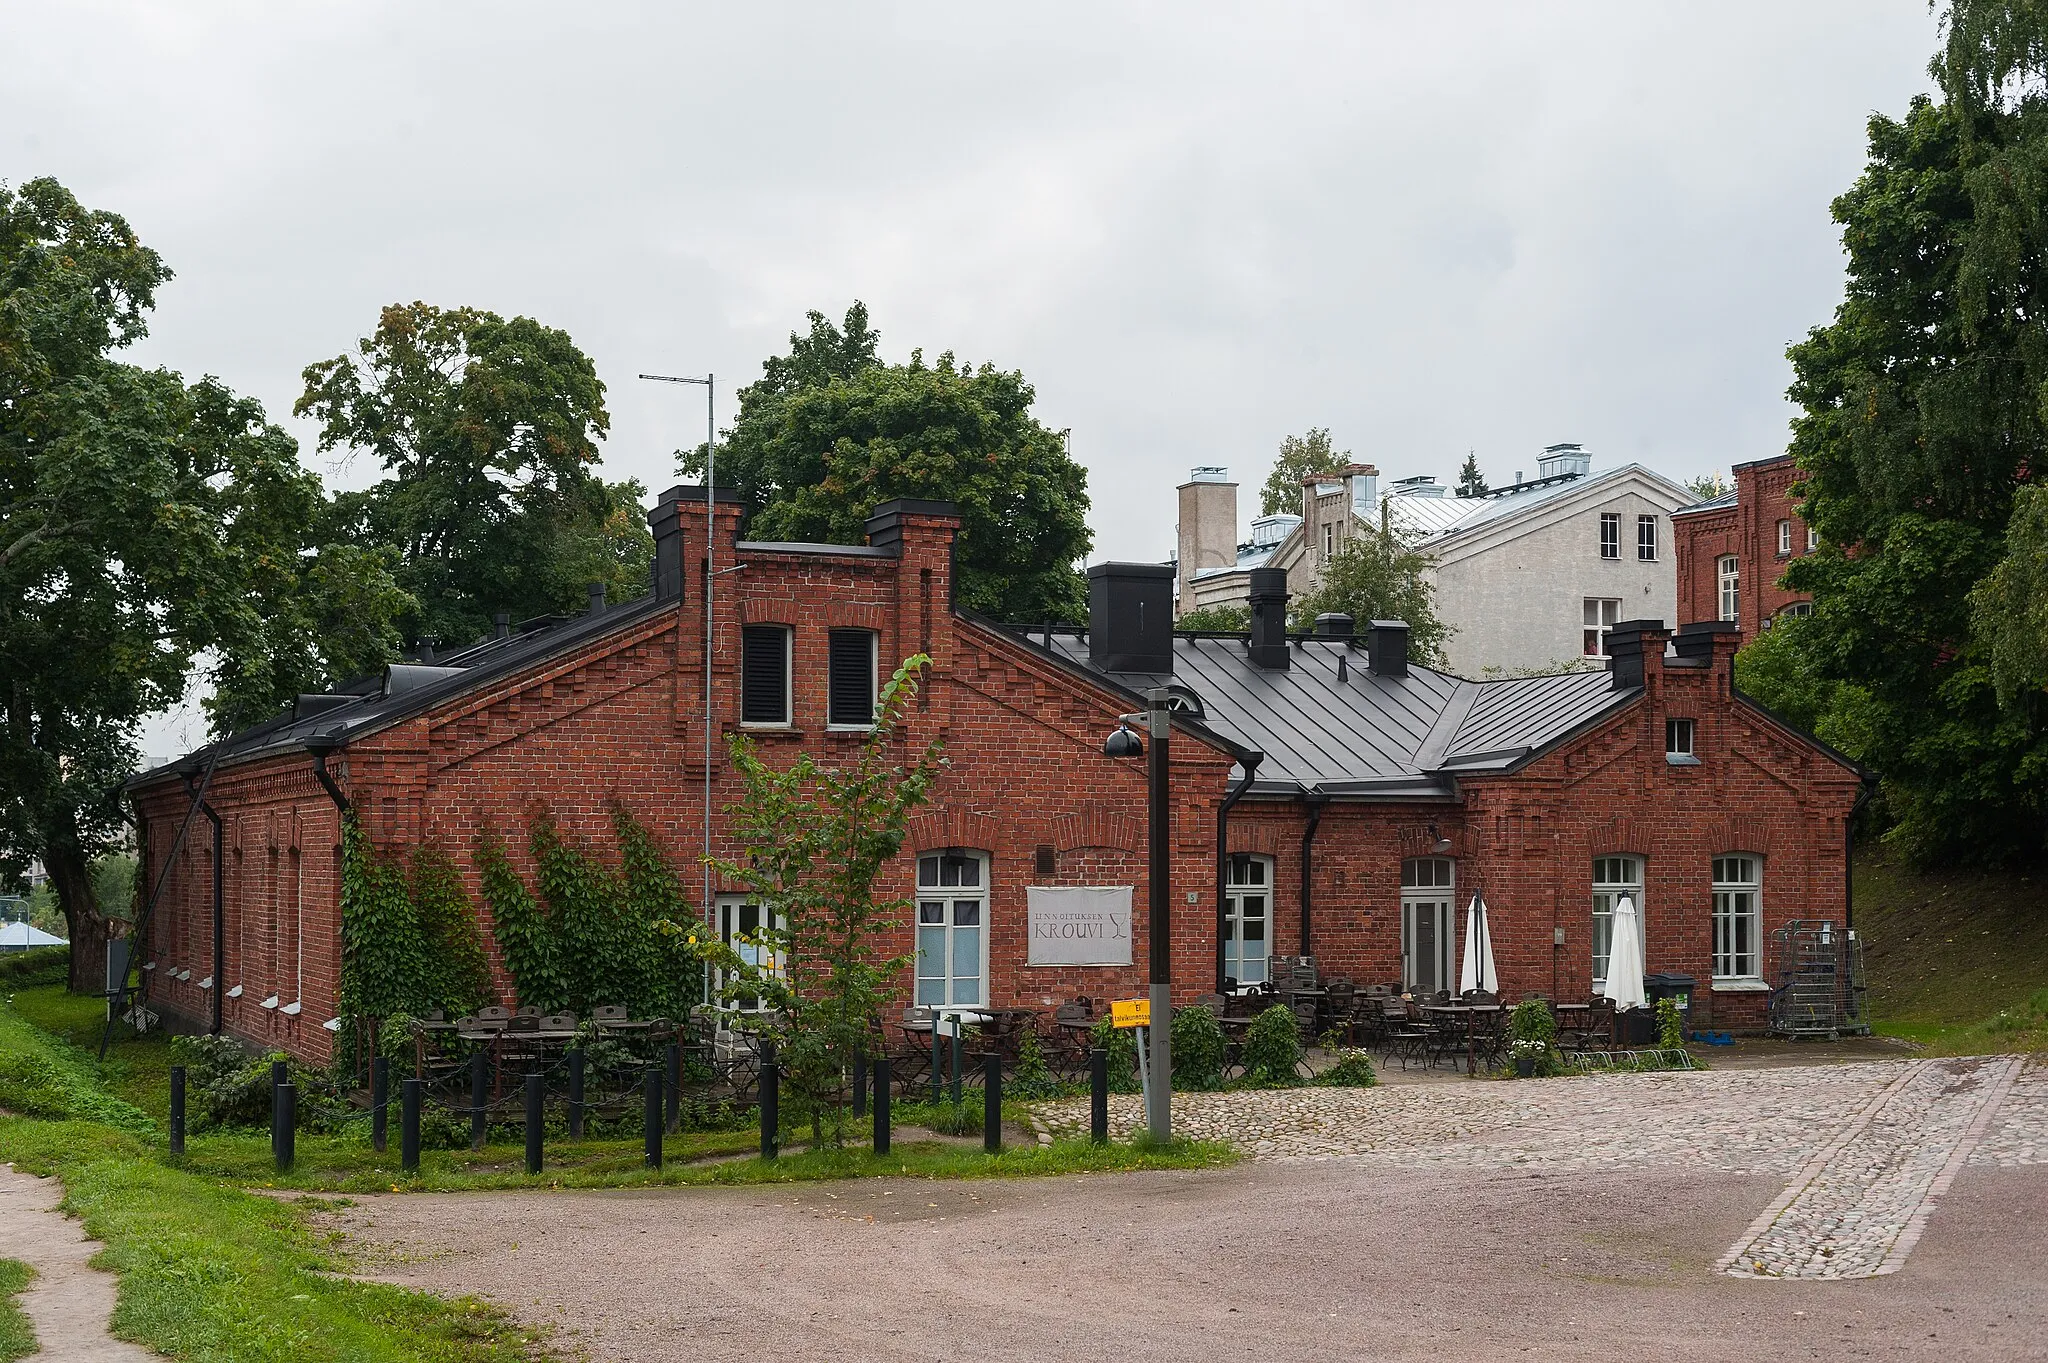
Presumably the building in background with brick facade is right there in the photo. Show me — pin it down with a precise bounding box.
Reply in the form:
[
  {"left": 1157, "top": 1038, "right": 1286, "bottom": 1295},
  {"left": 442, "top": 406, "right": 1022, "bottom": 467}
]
[
  {"left": 130, "top": 485, "right": 1863, "bottom": 1063},
  {"left": 1671, "top": 454, "right": 1815, "bottom": 645}
]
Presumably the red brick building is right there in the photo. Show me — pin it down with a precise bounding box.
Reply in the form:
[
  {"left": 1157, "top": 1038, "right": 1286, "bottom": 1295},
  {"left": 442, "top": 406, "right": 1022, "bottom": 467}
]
[
  {"left": 1671, "top": 455, "right": 1815, "bottom": 644},
  {"left": 130, "top": 489, "right": 1863, "bottom": 1062}
]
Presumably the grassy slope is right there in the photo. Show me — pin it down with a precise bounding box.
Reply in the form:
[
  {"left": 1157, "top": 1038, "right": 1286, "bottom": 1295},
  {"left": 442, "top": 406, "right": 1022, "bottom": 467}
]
[
  {"left": 0, "top": 1260, "right": 33, "bottom": 1363},
  {"left": 1855, "top": 851, "right": 2048, "bottom": 1052}
]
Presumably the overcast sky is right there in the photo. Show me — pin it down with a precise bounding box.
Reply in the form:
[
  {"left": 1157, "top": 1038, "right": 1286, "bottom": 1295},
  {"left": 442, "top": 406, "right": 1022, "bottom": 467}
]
[{"left": 5, "top": 2, "right": 1943, "bottom": 761}]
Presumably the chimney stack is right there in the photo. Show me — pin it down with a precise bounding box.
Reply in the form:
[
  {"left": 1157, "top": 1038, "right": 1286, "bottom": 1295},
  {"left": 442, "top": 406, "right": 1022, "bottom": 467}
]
[
  {"left": 1176, "top": 468, "right": 1238, "bottom": 614},
  {"left": 1314, "top": 613, "right": 1354, "bottom": 638},
  {"left": 1087, "top": 563, "right": 1175, "bottom": 673},
  {"left": 1605, "top": 619, "right": 1669, "bottom": 690},
  {"left": 1367, "top": 620, "right": 1409, "bottom": 678},
  {"left": 493, "top": 612, "right": 511, "bottom": 640},
  {"left": 588, "top": 582, "right": 607, "bottom": 615},
  {"left": 1248, "top": 568, "right": 1290, "bottom": 669}
]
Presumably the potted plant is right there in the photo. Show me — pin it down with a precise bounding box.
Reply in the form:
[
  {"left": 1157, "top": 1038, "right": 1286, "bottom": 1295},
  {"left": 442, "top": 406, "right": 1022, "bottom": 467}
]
[{"left": 1505, "top": 998, "right": 1557, "bottom": 1078}]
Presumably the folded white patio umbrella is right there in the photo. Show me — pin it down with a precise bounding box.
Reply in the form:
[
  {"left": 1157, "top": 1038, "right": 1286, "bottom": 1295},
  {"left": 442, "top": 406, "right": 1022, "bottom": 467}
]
[
  {"left": 1458, "top": 892, "right": 1497, "bottom": 993},
  {"left": 1601, "top": 893, "right": 1647, "bottom": 1011}
]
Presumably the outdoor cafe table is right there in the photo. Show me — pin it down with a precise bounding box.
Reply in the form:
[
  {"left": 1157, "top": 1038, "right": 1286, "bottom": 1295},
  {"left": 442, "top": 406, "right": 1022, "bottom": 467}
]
[
  {"left": 455, "top": 1025, "right": 580, "bottom": 1097},
  {"left": 1421, "top": 1004, "right": 1502, "bottom": 1075}
]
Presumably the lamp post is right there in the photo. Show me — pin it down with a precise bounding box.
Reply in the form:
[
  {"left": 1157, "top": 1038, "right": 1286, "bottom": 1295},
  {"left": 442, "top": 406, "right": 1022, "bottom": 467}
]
[
  {"left": 639, "top": 372, "right": 716, "bottom": 941},
  {"left": 1103, "top": 685, "right": 1172, "bottom": 1143}
]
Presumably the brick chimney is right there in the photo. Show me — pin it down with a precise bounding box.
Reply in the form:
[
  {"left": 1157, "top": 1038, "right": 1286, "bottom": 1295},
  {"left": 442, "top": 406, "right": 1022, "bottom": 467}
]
[{"left": 1176, "top": 467, "right": 1238, "bottom": 615}]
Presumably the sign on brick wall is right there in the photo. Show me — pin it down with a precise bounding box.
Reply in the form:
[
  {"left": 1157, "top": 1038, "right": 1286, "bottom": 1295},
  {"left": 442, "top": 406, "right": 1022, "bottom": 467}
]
[{"left": 1026, "top": 886, "right": 1133, "bottom": 966}]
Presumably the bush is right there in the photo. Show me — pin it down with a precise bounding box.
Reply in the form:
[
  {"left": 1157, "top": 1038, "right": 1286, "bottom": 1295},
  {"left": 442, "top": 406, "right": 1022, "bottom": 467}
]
[
  {"left": 0, "top": 947, "right": 68, "bottom": 990},
  {"left": 1314, "top": 1048, "right": 1377, "bottom": 1087},
  {"left": 0, "top": 1003, "right": 151, "bottom": 1132},
  {"left": 1005, "top": 1029, "right": 1066, "bottom": 1100},
  {"left": 1655, "top": 998, "right": 1686, "bottom": 1051},
  {"left": 1507, "top": 998, "right": 1556, "bottom": 1046},
  {"left": 167, "top": 1035, "right": 352, "bottom": 1133},
  {"left": 1087, "top": 1016, "right": 1139, "bottom": 1092},
  {"left": 1239, "top": 1005, "right": 1303, "bottom": 1086},
  {"left": 1170, "top": 1006, "right": 1227, "bottom": 1091}
]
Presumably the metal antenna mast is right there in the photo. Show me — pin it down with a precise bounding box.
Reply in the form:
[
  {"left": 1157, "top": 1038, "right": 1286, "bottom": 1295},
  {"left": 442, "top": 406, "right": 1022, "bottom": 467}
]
[{"left": 638, "top": 372, "right": 716, "bottom": 934}]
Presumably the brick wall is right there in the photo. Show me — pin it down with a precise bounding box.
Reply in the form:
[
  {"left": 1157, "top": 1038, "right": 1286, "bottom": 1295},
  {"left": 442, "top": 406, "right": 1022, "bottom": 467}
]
[{"left": 1673, "top": 456, "right": 1814, "bottom": 646}]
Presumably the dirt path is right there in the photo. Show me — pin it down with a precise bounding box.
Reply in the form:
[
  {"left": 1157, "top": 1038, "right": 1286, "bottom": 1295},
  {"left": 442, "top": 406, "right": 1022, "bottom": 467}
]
[{"left": 0, "top": 1164, "right": 155, "bottom": 1361}]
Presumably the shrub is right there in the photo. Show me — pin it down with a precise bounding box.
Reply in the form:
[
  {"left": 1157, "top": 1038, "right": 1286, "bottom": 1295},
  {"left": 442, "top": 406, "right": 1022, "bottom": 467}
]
[
  {"left": 1005, "top": 1029, "right": 1066, "bottom": 1100},
  {"left": 0, "top": 1004, "right": 151, "bottom": 1132},
  {"left": 1314, "top": 1048, "right": 1377, "bottom": 1087},
  {"left": 1170, "top": 1006, "right": 1228, "bottom": 1091},
  {"left": 1239, "top": 1005, "right": 1303, "bottom": 1086},
  {"left": 0, "top": 946, "right": 68, "bottom": 989},
  {"left": 1508, "top": 999, "right": 1556, "bottom": 1046},
  {"left": 1087, "top": 1015, "right": 1140, "bottom": 1092},
  {"left": 1655, "top": 998, "right": 1686, "bottom": 1050}
]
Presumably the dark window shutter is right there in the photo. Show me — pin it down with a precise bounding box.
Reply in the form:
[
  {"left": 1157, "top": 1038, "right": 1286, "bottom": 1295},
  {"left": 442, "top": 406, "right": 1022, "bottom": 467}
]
[
  {"left": 741, "top": 626, "right": 788, "bottom": 724},
  {"left": 827, "top": 629, "right": 875, "bottom": 726}
]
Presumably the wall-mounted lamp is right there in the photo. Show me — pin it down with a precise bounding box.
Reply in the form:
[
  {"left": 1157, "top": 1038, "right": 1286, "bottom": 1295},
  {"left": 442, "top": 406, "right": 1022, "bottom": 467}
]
[{"left": 1427, "top": 823, "right": 1453, "bottom": 855}]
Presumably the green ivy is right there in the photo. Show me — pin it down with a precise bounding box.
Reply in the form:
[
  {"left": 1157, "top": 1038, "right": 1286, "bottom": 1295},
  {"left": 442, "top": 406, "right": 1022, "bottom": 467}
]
[
  {"left": 408, "top": 843, "right": 494, "bottom": 1019},
  {"left": 337, "top": 816, "right": 426, "bottom": 1020},
  {"left": 611, "top": 802, "right": 701, "bottom": 1019},
  {"left": 476, "top": 821, "right": 564, "bottom": 1014}
]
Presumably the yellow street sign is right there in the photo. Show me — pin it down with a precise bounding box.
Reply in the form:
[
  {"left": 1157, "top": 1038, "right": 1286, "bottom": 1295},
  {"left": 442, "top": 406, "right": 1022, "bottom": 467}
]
[{"left": 1110, "top": 998, "right": 1150, "bottom": 1029}]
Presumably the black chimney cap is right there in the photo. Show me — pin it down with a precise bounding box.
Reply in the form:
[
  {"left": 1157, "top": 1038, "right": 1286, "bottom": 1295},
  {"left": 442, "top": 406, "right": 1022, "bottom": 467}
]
[
  {"left": 1367, "top": 620, "right": 1409, "bottom": 678},
  {"left": 1314, "top": 612, "right": 1355, "bottom": 638}
]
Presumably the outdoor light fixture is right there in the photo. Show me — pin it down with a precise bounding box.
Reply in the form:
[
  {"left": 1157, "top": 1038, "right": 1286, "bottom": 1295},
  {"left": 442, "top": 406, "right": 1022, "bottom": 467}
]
[
  {"left": 280, "top": 1001, "right": 302, "bottom": 1016},
  {"left": 1428, "top": 823, "right": 1453, "bottom": 855},
  {"left": 321, "top": 1017, "right": 343, "bottom": 1033},
  {"left": 1102, "top": 724, "right": 1144, "bottom": 758},
  {"left": 226, "top": 985, "right": 242, "bottom": 998}
]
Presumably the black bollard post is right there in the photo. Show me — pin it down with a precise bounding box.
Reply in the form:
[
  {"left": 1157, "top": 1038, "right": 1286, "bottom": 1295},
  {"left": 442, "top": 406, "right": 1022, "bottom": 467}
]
[
  {"left": 524, "top": 1073, "right": 544, "bottom": 1176},
  {"left": 169, "top": 1065, "right": 186, "bottom": 1157},
  {"left": 567, "top": 1048, "right": 585, "bottom": 1141},
  {"left": 873, "top": 1056, "right": 891, "bottom": 1156},
  {"left": 664, "top": 1042, "right": 681, "bottom": 1135},
  {"left": 930, "top": 1023, "right": 943, "bottom": 1103},
  {"left": 760, "top": 1041, "right": 780, "bottom": 1161},
  {"left": 270, "top": 1059, "right": 288, "bottom": 1164},
  {"left": 1090, "top": 1047, "right": 1109, "bottom": 1145},
  {"left": 950, "top": 1032, "right": 963, "bottom": 1106},
  {"left": 469, "top": 1049, "right": 488, "bottom": 1152},
  {"left": 852, "top": 1054, "right": 868, "bottom": 1119},
  {"left": 371, "top": 1055, "right": 389, "bottom": 1154},
  {"left": 643, "top": 1069, "right": 663, "bottom": 1168},
  {"left": 983, "top": 1053, "right": 1002, "bottom": 1154},
  {"left": 274, "top": 1082, "right": 296, "bottom": 1171},
  {"left": 400, "top": 1077, "right": 421, "bottom": 1173}
]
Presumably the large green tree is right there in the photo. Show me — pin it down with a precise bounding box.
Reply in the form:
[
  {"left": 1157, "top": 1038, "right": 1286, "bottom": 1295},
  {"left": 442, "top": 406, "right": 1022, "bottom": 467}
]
[
  {"left": 1748, "top": 1, "right": 2048, "bottom": 865},
  {"left": 1258, "top": 427, "right": 1350, "bottom": 517},
  {"left": 298, "top": 302, "right": 651, "bottom": 650},
  {"left": 0, "top": 178, "right": 406, "bottom": 988},
  {"left": 1291, "top": 526, "right": 1450, "bottom": 666},
  {"left": 688, "top": 303, "right": 1092, "bottom": 622}
]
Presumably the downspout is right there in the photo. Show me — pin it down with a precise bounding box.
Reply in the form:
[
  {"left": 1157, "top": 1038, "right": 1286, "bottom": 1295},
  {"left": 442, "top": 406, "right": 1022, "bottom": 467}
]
[
  {"left": 182, "top": 771, "right": 224, "bottom": 1036},
  {"left": 305, "top": 736, "right": 351, "bottom": 815},
  {"left": 1213, "top": 753, "right": 1264, "bottom": 993},
  {"left": 1299, "top": 791, "right": 1330, "bottom": 961}
]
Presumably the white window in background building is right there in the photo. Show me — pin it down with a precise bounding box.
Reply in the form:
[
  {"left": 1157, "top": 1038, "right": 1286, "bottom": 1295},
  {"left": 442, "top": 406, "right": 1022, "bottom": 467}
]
[
  {"left": 1322, "top": 522, "right": 1334, "bottom": 558},
  {"left": 1599, "top": 513, "right": 1620, "bottom": 559},
  {"left": 1778, "top": 519, "right": 1792, "bottom": 555},
  {"left": 1582, "top": 598, "right": 1621, "bottom": 656},
  {"left": 1401, "top": 857, "right": 1456, "bottom": 994},
  {"left": 916, "top": 851, "right": 987, "bottom": 1006},
  {"left": 1637, "top": 514, "right": 1658, "bottom": 561},
  {"left": 1808, "top": 524, "right": 1819, "bottom": 553},
  {"left": 1223, "top": 854, "right": 1273, "bottom": 988},
  {"left": 1712, "top": 855, "right": 1762, "bottom": 980},
  {"left": 1781, "top": 601, "right": 1814, "bottom": 621},
  {"left": 740, "top": 624, "right": 792, "bottom": 725},
  {"left": 1718, "top": 556, "right": 1740, "bottom": 622},
  {"left": 1592, "top": 855, "right": 1644, "bottom": 989}
]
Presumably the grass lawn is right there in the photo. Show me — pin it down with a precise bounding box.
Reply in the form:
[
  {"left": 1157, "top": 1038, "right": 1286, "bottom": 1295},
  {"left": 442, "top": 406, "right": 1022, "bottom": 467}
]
[
  {"left": 0, "top": 1259, "right": 34, "bottom": 1363},
  {"left": 1856, "top": 851, "right": 2048, "bottom": 1054}
]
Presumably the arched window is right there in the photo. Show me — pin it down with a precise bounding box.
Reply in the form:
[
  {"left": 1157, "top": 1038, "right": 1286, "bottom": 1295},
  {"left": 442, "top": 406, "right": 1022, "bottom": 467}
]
[
  {"left": 1712, "top": 855, "right": 1763, "bottom": 981},
  {"left": 1717, "top": 556, "right": 1740, "bottom": 623},
  {"left": 1592, "top": 856, "right": 1644, "bottom": 988},
  {"left": 1224, "top": 854, "right": 1273, "bottom": 989},
  {"left": 916, "top": 850, "right": 988, "bottom": 1006},
  {"left": 1401, "top": 857, "right": 1456, "bottom": 993}
]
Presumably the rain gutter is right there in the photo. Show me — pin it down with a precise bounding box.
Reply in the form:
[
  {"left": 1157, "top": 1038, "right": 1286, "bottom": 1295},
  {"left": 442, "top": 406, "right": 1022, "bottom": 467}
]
[{"left": 1298, "top": 790, "right": 1330, "bottom": 960}]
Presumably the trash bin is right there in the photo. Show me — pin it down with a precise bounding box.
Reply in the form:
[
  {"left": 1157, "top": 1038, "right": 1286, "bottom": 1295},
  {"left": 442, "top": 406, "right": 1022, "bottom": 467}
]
[
  {"left": 1643, "top": 973, "right": 1696, "bottom": 1036},
  {"left": 1616, "top": 1008, "right": 1657, "bottom": 1046}
]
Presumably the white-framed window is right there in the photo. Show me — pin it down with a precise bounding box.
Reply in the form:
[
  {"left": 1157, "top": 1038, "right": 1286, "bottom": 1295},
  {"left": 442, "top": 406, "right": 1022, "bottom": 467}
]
[
  {"left": 740, "top": 624, "right": 792, "bottom": 726},
  {"left": 1322, "top": 522, "right": 1334, "bottom": 558},
  {"left": 1223, "top": 854, "right": 1272, "bottom": 988},
  {"left": 826, "top": 628, "right": 878, "bottom": 729},
  {"left": 1777, "top": 519, "right": 1792, "bottom": 555},
  {"left": 1717, "top": 556, "right": 1740, "bottom": 623},
  {"left": 1637, "top": 514, "right": 1658, "bottom": 561},
  {"left": 916, "top": 850, "right": 988, "bottom": 1007},
  {"left": 1401, "top": 857, "right": 1456, "bottom": 994},
  {"left": 1666, "top": 717, "right": 1696, "bottom": 759},
  {"left": 1712, "top": 855, "right": 1762, "bottom": 980},
  {"left": 1781, "top": 601, "right": 1814, "bottom": 622},
  {"left": 1599, "top": 513, "right": 1620, "bottom": 560},
  {"left": 1807, "top": 523, "right": 1819, "bottom": 553},
  {"left": 1592, "top": 855, "right": 1644, "bottom": 989},
  {"left": 1582, "top": 597, "right": 1621, "bottom": 657},
  {"left": 715, "top": 896, "right": 785, "bottom": 1011}
]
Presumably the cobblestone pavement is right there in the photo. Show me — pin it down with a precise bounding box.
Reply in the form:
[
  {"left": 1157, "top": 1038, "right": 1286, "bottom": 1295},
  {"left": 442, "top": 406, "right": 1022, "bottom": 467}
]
[{"left": 1035, "top": 1055, "right": 2046, "bottom": 1280}]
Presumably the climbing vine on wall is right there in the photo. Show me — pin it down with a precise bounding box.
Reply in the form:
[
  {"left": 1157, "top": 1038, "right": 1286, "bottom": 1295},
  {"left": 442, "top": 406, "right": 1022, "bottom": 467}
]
[
  {"left": 408, "top": 843, "right": 496, "bottom": 1019},
  {"left": 338, "top": 815, "right": 427, "bottom": 1020},
  {"left": 477, "top": 821, "right": 564, "bottom": 1014}
]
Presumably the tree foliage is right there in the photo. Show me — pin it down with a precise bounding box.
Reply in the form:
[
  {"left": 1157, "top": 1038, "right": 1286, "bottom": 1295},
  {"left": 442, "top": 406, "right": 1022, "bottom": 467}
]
[
  {"left": 1753, "top": 7, "right": 2048, "bottom": 864},
  {"left": 686, "top": 655, "right": 942, "bottom": 1146},
  {"left": 1454, "top": 452, "right": 1489, "bottom": 498},
  {"left": 0, "top": 177, "right": 407, "bottom": 988},
  {"left": 1174, "top": 604, "right": 1251, "bottom": 632},
  {"left": 691, "top": 304, "right": 1092, "bottom": 623},
  {"left": 1684, "top": 472, "right": 1732, "bottom": 501},
  {"left": 298, "top": 302, "right": 651, "bottom": 650},
  {"left": 1291, "top": 527, "right": 1450, "bottom": 666},
  {"left": 1258, "top": 427, "right": 1349, "bottom": 517}
]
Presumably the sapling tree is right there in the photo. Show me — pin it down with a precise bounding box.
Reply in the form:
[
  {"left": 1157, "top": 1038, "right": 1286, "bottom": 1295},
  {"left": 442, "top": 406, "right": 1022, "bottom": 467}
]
[{"left": 680, "top": 655, "right": 942, "bottom": 1146}]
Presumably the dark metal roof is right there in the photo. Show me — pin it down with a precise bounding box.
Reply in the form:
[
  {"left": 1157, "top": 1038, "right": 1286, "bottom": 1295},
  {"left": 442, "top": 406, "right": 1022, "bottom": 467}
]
[
  {"left": 1030, "top": 631, "right": 1636, "bottom": 799},
  {"left": 128, "top": 592, "right": 673, "bottom": 790}
]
